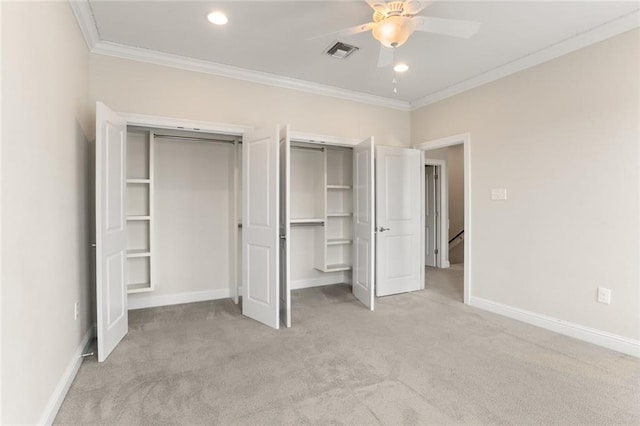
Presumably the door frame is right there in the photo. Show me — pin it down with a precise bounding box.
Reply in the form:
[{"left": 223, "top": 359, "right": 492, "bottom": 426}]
[
  {"left": 414, "top": 133, "right": 471, "bottom": 305},
  {"left": 118, "top": 112, "right": 251, "bottom": 305},
  {"left": 424, "top": 159, "right": 447, "bottom": 269}
]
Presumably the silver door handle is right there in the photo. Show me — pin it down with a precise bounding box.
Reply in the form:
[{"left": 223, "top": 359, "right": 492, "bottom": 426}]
[
  {"left": 378, "top": 226, "right": 390, "bottom": 233},
  {"left": 280, "top": 235, "right": 286, "bottom": 240}
]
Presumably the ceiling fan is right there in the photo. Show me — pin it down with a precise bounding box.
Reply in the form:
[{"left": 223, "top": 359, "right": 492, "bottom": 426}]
[{"left": 312, "top": 0, "right": 481, "bottom": 68}]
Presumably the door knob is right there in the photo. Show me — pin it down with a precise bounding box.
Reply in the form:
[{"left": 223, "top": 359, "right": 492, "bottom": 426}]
[{"left": 378, "top": 226, "right": 390, "bottom": 233}]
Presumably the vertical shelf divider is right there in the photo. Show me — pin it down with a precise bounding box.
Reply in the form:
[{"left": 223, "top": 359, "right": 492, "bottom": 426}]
[{"left": 126, "top": 129, "right": 154, "bottom": 294}]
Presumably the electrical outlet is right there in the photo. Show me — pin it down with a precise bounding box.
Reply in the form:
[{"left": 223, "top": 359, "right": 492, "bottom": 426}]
[
  {"left": 597, "top": 288, "right": 611, "bottom": 304},
  {"left": 74, "top": 301, "right": 80, "bottom": 320}
]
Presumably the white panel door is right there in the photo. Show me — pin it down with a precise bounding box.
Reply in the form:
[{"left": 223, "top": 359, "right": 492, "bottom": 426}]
[
  {"left": 96, "top": 102, "right": 128, "bottom": 362},
  {"left": 425, "top": 165, "right": 438, "bottom": 267},
  {"left": 353, "top": 137, "right": 375, "bottom": 310},
  {"left": 279, "top": 125, "right": 291, "bottom": 328},
  {"left": 376, "top": 147, "right": 422, "bottom": 296},
  {"left": 242, "top": 125, "right": 280, "bottom": 329}
]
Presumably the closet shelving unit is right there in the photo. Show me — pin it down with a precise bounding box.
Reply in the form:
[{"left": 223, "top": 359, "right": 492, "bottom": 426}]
[
  {"left": 125, "top": 129, "right": 154, "bottom": 293},
  {"left": 312, "top": 146, "right": 354, "bottom": 273}
]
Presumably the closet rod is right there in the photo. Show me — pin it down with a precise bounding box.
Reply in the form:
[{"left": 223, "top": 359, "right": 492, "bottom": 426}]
[
  {"left": 154, "top": 134, "right": 239, "bottom": 144},
  {"left": 291, "top": 145, "right": 325, "bottom": 152},
  {"left": 290, "top": 222, "right": 324, "bottom": 227}
]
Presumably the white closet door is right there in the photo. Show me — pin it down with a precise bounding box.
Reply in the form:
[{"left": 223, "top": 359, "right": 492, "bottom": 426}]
[
  {"left": 376, "top": 147, "right": 422, "bottom": 296},
  {"left": 242, "top": 125, "right": 280, "bottom": 329},
  {"left": 353, "top": 137, "right": 376, "bottom": 310},
  {"left": 95, "top": 102, "right": 128, "bottom": 362},
  {"left": 279, "top": 125, "right": 291, "bottom": 328}
]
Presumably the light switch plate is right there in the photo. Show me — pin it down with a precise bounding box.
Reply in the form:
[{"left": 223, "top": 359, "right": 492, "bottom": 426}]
[{"left": 491, "top": 188, "right": 508, "bottom": 200}]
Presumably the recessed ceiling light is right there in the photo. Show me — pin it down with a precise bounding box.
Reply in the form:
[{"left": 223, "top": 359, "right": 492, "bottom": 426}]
[
  {"left": 394, "top": 63, "right": 409, "bottom": 73},
  {"left": 207, "top": 11, "right": 228, "bottom": 25}
]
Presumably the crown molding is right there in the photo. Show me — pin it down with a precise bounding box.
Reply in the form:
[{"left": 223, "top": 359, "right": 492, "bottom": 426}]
[
  {"left": 69, "top": 0, "right": 100, "bottom": 49},
  {"left": 410, "top": 9, "right": 640, "bottom": 111},
  {"left": 90, "top": 40, "right": 410, "bottom": 111}
]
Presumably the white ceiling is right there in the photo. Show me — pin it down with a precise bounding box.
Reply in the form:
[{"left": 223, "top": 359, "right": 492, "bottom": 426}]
[{"left": 86, "top": 1, "right": 639, "bottom": 104}]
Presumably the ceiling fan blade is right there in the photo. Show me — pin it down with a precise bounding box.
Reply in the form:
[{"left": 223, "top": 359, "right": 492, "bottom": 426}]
[
  {"left": 413, "top": 16, "right": 480, "bottom": 38},
  {"left": 307, "top": 22, "right": 375, "bottom": 40},
  {"left": 378, "top": 45, "right": 394, "bottom": 68},
  {"left": 365, "top": 0, "right": 388, "bottom": 12},
  {"left": 403, "top": 0, "right": 432, "bottom": 15}
]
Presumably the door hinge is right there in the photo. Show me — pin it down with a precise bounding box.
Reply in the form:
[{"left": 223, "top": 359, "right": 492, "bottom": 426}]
[
  {"left": 434, "top": 249, "right": 439, "bottom": 254},
  {"left": 435, "top": 174, "right": 438, "bottom": 179}
]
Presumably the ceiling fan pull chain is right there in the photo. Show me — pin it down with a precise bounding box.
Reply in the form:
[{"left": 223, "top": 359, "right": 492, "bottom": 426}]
[{"left": 392, "top": 48, "right": 398, "bottom": 94}]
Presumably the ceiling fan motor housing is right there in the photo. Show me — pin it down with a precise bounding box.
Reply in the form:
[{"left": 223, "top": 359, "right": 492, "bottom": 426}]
[{"left": 373, "top": 1, "right": 406, "bottom": 21}]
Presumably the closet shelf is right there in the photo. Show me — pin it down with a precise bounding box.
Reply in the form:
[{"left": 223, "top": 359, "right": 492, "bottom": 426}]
[
  {"left": 291, "top": 218, "right": 325, "bottom": 224},
  {"left": 327, "top": 212, "right": 353, "bottom": 217},
  {"left": 127, "top": 283, "right": 153, "bottom": 294},
  {"left": 324, "top": 264, "right": 352, "bottom": 272},
  {"left": 127, "top": 178, "right": 150, "bottom": 184},
  {"left": 127, "top": 249, "right": 151, "bottom": 258},
  {"left": 327, "top": 239, "right": 352, "bottom": 246},
  {"left": 127, "top": 215, "right": 151, "bottom": 221},
  {"left": 326, "top": 185, "right": 352, "bottom": 190}
]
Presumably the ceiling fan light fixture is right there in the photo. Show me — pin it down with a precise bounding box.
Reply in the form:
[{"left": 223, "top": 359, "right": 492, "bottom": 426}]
[
  {"left": 207, "top": 11, "right": 228, "bottom": 25},
  {"left": 372, "top": 16, "right": 416, "bottom": 48}
]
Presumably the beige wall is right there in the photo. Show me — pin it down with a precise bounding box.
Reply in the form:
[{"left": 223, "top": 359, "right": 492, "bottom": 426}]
[
  {"left": 1, "top": 2, "right": 91, "bottom": 423},
  {"left": 412, "top": 29, "right": 640, "bottom": 340},
  {"left": 89, "top": 55, "right": 411, "bottom": 146},
  {"left": 447, "top": 145, "right": 464, "bottom": 264}
]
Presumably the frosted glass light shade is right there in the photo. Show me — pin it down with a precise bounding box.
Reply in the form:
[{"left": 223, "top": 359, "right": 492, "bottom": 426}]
[{"left": 372, "top": 16, "right": 416, "bottom": 48}]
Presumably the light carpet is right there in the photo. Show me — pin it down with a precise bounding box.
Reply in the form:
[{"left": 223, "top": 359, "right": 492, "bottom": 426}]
[{"left": 55, "top": 267, "right": 640, "bottom": 424}]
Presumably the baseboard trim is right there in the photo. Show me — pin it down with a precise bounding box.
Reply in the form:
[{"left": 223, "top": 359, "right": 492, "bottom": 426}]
[
  {"left": 470, "top": 296, "right": 640, "bottom": 358},
  {"left": 291, "top": 274, "right": 348, "bottom": 290},
  {"left": 128, "top": 288, "right": 231, "bottom": 310},
  {"left": 40, "top": 326, "right": 95, "bottom": 425}
]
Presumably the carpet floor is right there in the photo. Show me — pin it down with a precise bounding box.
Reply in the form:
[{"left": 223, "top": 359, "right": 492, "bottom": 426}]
[{"left": 55, "top": 266, "right": 640, "bottom": 424}]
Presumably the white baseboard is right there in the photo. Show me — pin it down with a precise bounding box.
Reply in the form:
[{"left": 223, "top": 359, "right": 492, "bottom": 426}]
[
  {"left": 291, "top": 274, "right": 348, "bottom": 290},
  {"left": 40, "top": 326, "right": 95, "bottom": 425},
  {"left": 128, "top": 288, "right": 231, "bottom": 310},
  {"left": 470, "top": 296, "right": 640, "bottom": 358}
]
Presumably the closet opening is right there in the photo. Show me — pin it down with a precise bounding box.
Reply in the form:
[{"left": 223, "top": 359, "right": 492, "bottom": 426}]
[
  {"left": 125, "top": 126, "right": 241, "bottom": 311},
  {"left": 96, "top": 103, "right": 376, "bottom": 359},
  {"left": 281, "top": 140, "right": 358, "bottom": 324}
]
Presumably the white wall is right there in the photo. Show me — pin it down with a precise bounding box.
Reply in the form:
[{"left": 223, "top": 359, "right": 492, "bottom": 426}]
[
  {"left": 1, "top": 2, "right": 91, "bottom": 424},
  {"left": 412, "top": 29, "right": 640, "bottom": 341},
  {"left": 89, "top": 54, "right": 411, "bottom": 147},
  {"left": 142, "top": 137, "right": 234, "bottom": 300}
]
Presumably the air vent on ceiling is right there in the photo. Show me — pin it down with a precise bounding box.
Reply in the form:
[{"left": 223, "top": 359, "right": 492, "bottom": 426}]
[{"left": 324, "top": 41, "right": 359, "bottom": 60}]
